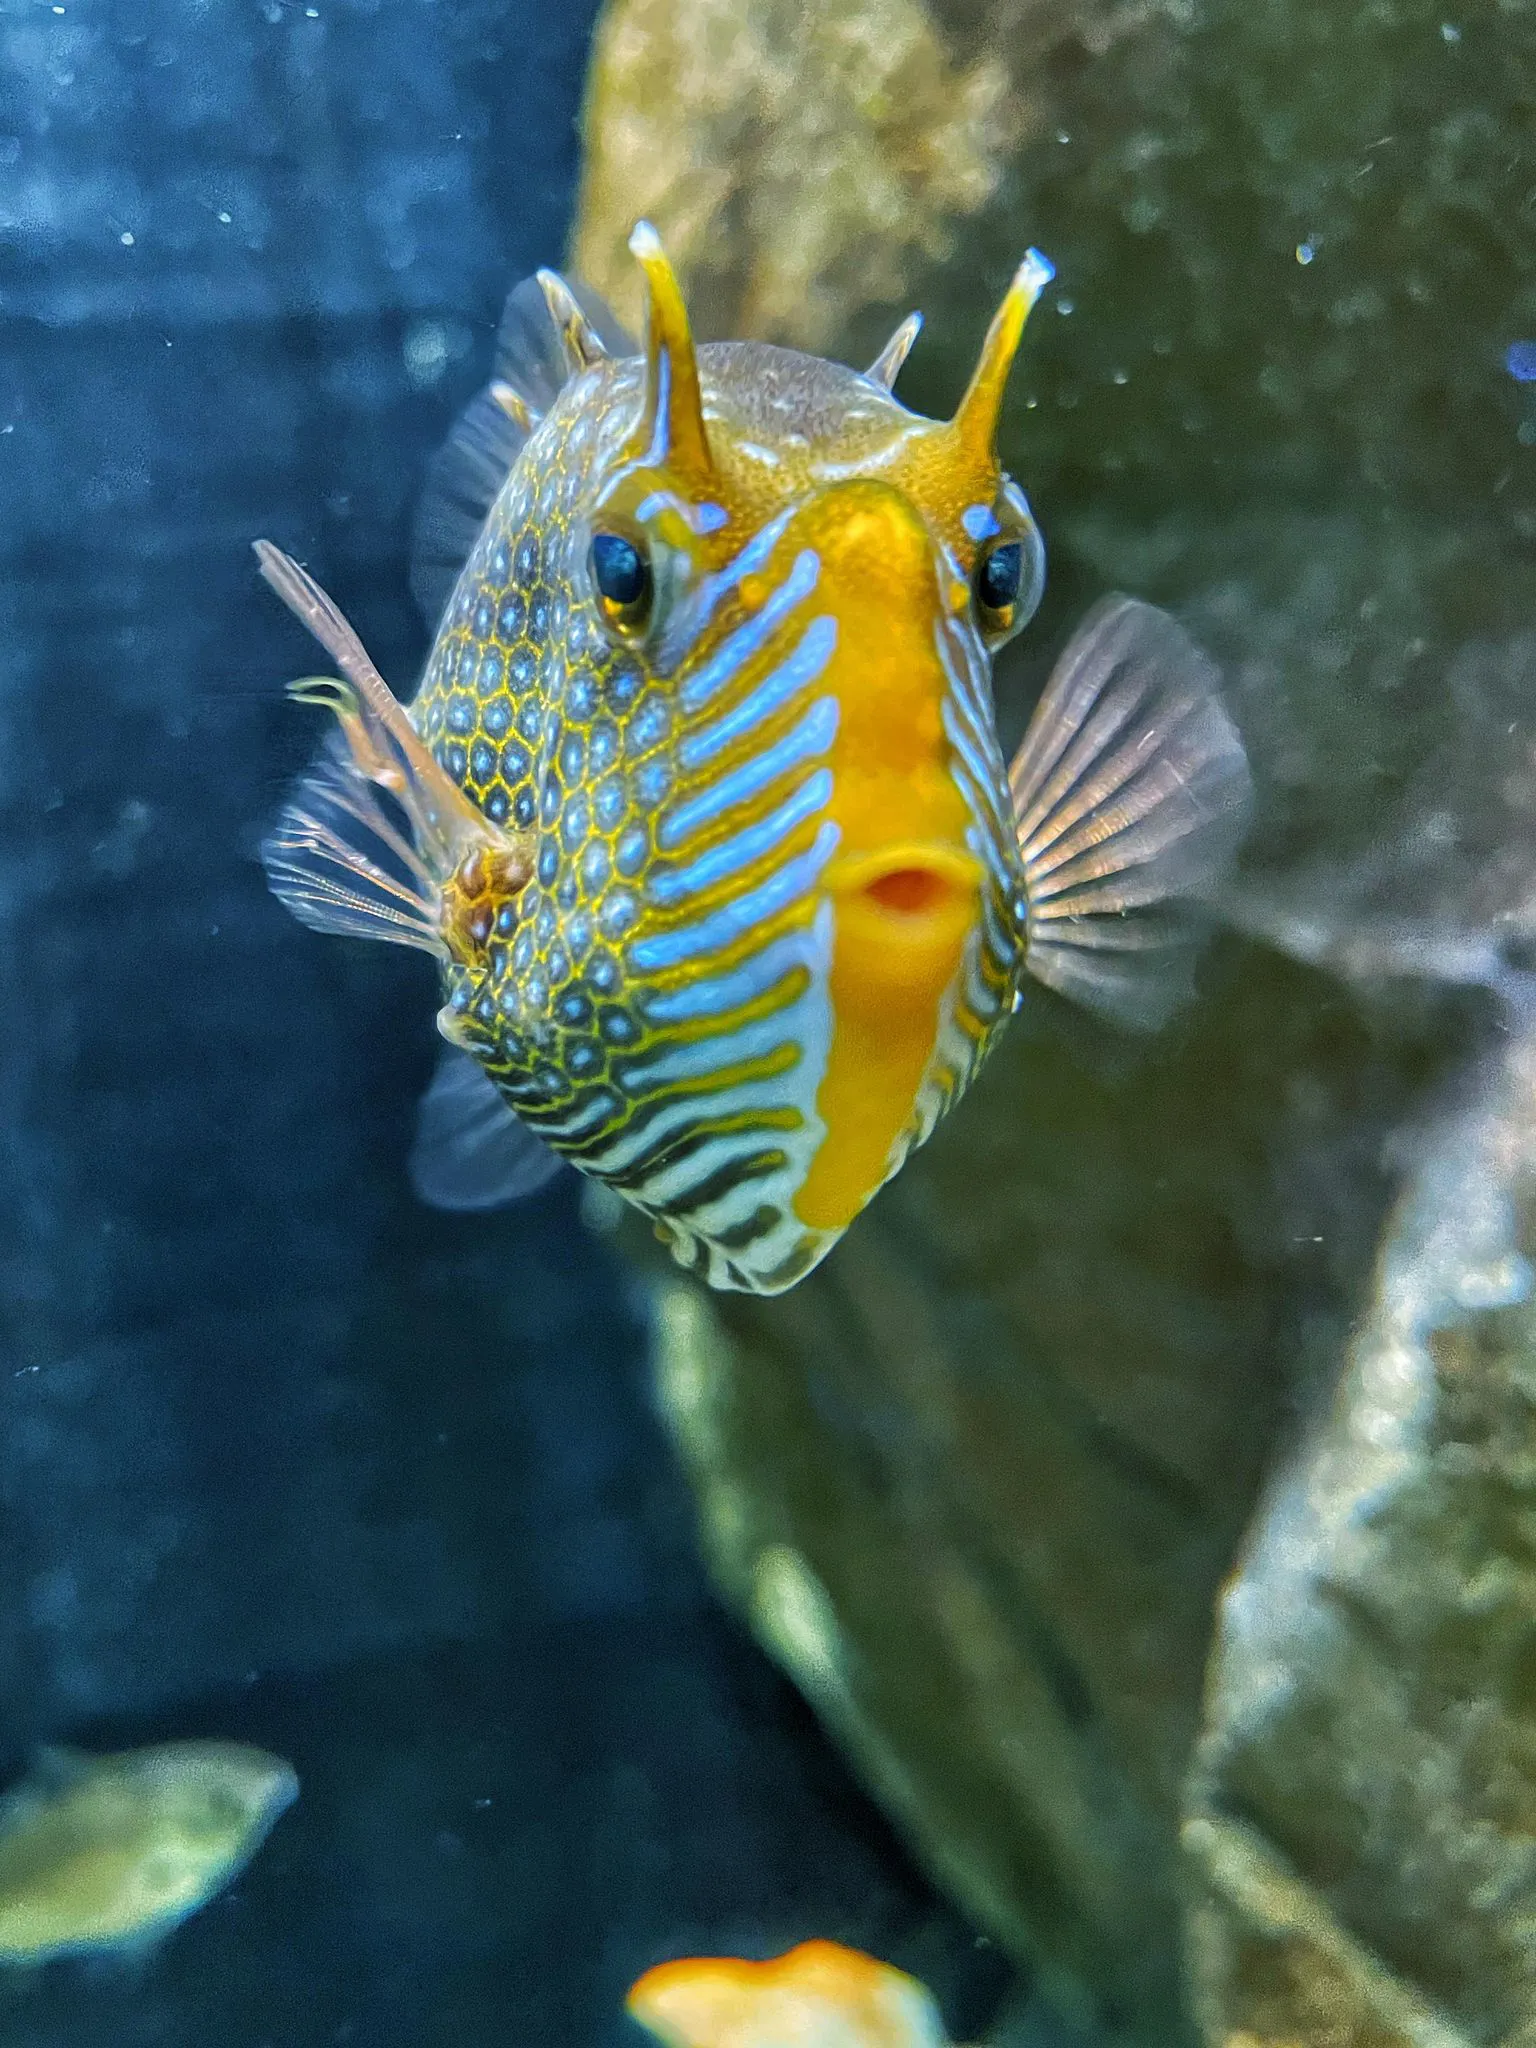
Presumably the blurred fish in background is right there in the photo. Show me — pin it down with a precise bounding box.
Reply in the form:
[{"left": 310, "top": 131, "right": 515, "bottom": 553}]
[
  {"left": 0, "top": 1742, "right": 296, "bottom": 1968},
  {"left": 628, "top": 1940, "right": 954, "bottom": 2048}
]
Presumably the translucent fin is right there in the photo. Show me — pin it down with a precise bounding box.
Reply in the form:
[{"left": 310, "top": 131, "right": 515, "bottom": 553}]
[
  {"left": 1010, "top": 595, "right": 1253, "bottom": 1029},
  {"left": 29, "top": 1746, "right": 89, "bottom": 1791},
  {"left": 410, "top": 271, "right": 634, "bottom": 626},
  {"left": 408, "top": 1048, "right": 565, "bottom": 1210},
  {"left": 263, "top": 728, "right": 448, "bottom": 953},
  {"left": 257, "top": 542, "right": 527, "bottom": 954}
]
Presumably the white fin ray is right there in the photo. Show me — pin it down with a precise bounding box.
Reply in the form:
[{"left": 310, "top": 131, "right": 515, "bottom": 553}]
[
  {"left": 1010, "top": 595, "right": 1253, "bottom": 1029},
  {"left": 263, "top": 729, "right": 447, "bottom": 953},
  {"left": 408, "top": 1048, "right": 565, "bottom": 1211}
]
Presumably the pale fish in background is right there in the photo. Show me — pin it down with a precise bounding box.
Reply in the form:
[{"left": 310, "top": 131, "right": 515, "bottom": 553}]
[
  {"left": 0, "top": 1740, "right": 298, "bottom": 1966},
  {"left": 258, "top": 221, "right": 1251, "bottom": 1294},
  {"left": 628, "top": 1939, "right": 955, "bottom": 2048}
]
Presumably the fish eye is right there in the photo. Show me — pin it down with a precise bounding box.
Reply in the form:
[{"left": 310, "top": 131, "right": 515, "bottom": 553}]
[
  {"left": 590, "top": 531, "right": 652, "bottom": 633},
  {"left": 976, "top": 540, "right": 1022, "bottom": 617},
  {"left": 972, "top": 514, "right": 1045, "bottom": 646}
]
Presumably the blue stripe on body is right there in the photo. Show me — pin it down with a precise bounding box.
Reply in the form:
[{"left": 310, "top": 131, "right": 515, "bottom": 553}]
[
  {"left": 640, "top": 927, "right": 823, "bottom": 1023},
  {"left": 654, "top": 504, "right": 802, "bottom": 675},
  {"left": 680, "top": 616, "right": 837, "bottom": 769},
  {"left": 615, "top": 1002, "right": 808, "bottom": 1093},
  {"left": 677, "top": 551, "right": 822, "bottom": 712},
  {"left": 648, "top": 769, "right": 834, "bottom": 906},
  {"left": 659, "top": 697, "right": 840, "bottom": 852},
  {"left": 628, "top": 820, "right": 841, "bottom": 971}
]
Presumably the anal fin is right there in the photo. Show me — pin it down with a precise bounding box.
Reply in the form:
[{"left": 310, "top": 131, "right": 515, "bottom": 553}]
[
  {"left": 1010, "top": 595, "right": 1253, "bottom": 1029},
  {"left": 408, "top": 1048, "right": 565, "bottom": 1211}
]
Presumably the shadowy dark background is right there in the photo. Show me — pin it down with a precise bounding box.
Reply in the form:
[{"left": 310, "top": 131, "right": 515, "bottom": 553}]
[{"left": 0, "top": 2, "right": 1009, "bottom": 2039}]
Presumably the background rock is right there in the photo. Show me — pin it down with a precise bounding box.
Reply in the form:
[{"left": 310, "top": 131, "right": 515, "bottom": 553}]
[{"left": 1187, "top": 1023, "right": 1536, "bottom": 2048}]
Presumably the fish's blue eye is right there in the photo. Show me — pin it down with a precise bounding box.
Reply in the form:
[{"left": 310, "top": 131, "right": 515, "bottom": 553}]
[
  {"left": 976, "top": 540, "right": 1022, "bottom": 616},
  {"left": 590, "top": 532, "right": 652, "bottom": 628},
  {"left": 972, "top": 518, "right": 1045, "bottom": 644}
]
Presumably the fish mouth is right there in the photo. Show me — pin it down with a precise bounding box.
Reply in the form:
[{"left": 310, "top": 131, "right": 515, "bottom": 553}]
[{"left": 829, "top": 843, "right": 981, "bottom": 923}]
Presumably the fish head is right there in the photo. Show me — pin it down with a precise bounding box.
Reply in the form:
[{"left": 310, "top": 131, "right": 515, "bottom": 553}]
[
  {"left": 130, "top": 1741, "right": 299, "bottom": 1865},
  {"left": 419, "top": 227, "right": 1054, "bottom": 1290}
]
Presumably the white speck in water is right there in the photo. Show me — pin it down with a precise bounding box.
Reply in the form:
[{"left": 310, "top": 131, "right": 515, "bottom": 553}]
[
  {"left": 1112, "top": 368, "right": 1129, "bottom": 385},
  {"left": 51, "top": 6, "right": 64, "bottom": 14},
  {"left": 1296, "top": 240, "right": 1315, "bottom": 265},
  {"left": 1441, "top": 20, "right": 1460, "bottom": 40},
  {"left": 120, "top": 231, "right": 135, "bottom": 246},
  {"left": 304, "top": 6, "right": 318, "bottom": 14},
  {"left": 1056, "top": 297, "right": 1075, "bottom": 316},
  {"left": 217, "top": 209, "right": 232, "bottom": 224},
  {"left": 1056, "top": 129, "right": 1071, "bottom": 144}
]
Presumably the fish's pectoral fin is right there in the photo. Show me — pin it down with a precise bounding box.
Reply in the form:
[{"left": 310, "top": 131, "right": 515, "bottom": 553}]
[
  {"left": 257, "top": 543, "right": 528, "bottom": 956},
  {"left": 1010, "top": 595, "right": 1253, "bottom": 1030},
  {"left": 408, "top": 1047, "right": 566, "bottom": 1211},
  {"left": 262, "top": 726, "right": 449, "bottom": 955},
  {"left": 410, "top": 269, "right": 634, "bottom": 627}
]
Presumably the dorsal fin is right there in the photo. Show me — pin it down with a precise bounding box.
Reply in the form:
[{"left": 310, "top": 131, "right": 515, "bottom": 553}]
[
  {"left": 30, "top": 1745, "right": 89, "bottom": 1791},
  {"left": 410, "top": 271, "right": 634, "bottom": 628}
]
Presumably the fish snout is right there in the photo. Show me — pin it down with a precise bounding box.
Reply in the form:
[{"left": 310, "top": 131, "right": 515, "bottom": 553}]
[{"left": 823, "top": 840, "right": 981, "bottom": 1019}]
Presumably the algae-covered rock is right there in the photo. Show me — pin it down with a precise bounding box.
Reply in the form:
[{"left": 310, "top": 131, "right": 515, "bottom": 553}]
[
  {"left": 1186, "top": 1024, "right": 1536, "bottom": 2048},
  {"left": 572, "top": 0, "right": 1536, "bottom": 2041},
  {"left": 643, "top": 949, "right": 1436, "bottom": 2044},
  {"left": 571, "top": 0, "right": 1028, "bottom": 352}
]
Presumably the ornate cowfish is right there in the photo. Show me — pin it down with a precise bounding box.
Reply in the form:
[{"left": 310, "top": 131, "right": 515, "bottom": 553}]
[
  {"left": 258, "top": 223, "right": 1250, "bottom": 1294},
  {"left": 626, "top": 1939, "right": 952, "bottom": 2048},
  {"left": 0, "top": 1740, "right": 297, "bottom": 1966}
]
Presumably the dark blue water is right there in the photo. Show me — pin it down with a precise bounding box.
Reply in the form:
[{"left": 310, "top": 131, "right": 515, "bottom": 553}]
[{"left": 0, "top": 3, "right": 1008, "bottom": 2039}]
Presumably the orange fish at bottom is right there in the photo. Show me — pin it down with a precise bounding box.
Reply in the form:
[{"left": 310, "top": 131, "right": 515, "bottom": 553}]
[{"left": 627, "top": 1939, "right": 954, "bottom": 2048}]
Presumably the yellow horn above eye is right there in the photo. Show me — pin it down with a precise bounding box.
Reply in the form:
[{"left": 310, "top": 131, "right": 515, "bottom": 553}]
[
  {"left": 626, "top": 219, "right": 713, "bottom": 478},
  {"left": 950, "top": 247, "right": 1055, "bottom": 461}
]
